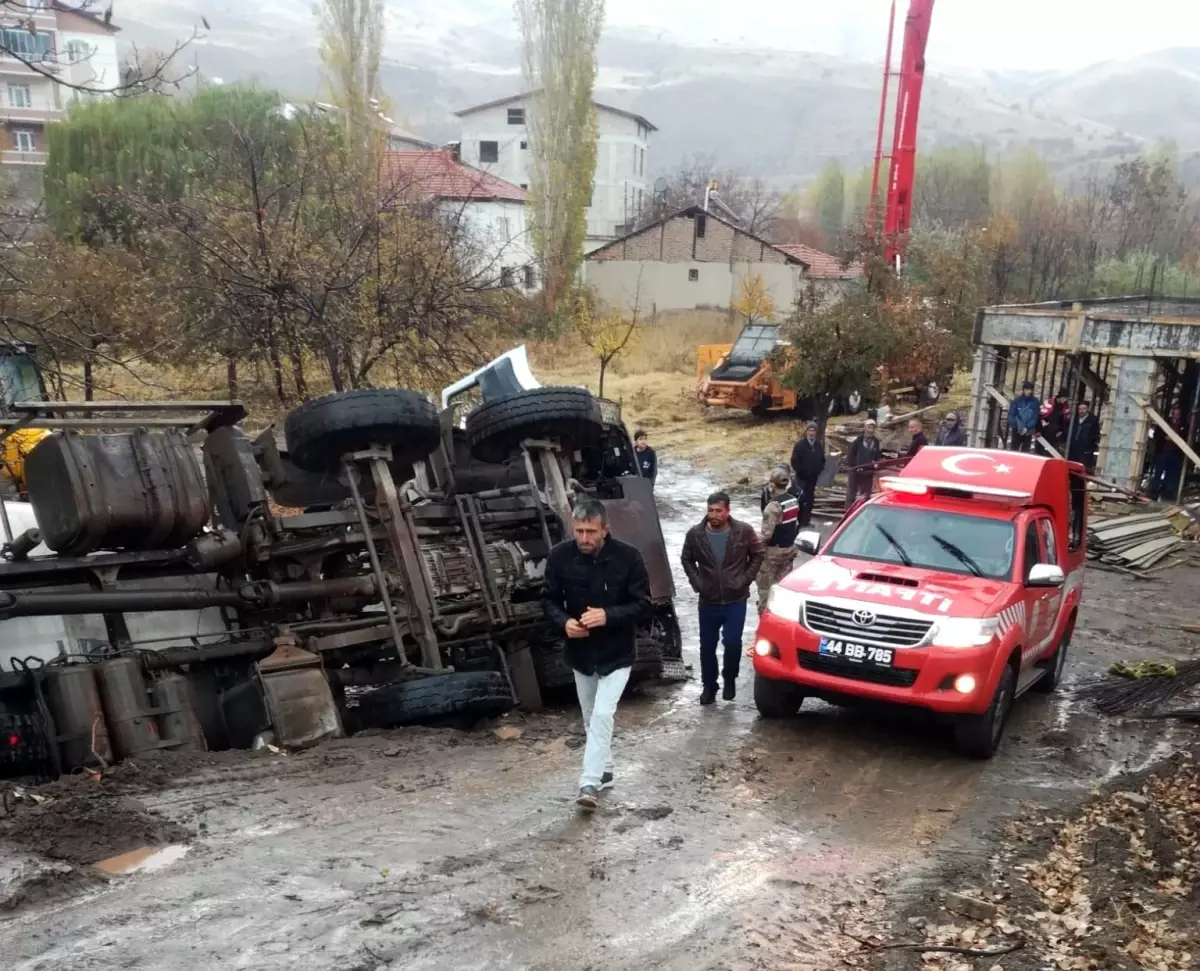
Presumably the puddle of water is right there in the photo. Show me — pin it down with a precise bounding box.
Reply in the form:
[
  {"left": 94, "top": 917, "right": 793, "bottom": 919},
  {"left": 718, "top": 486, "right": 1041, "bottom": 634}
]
[{"left": 94, "top": 844, "right": 189, "bottom": 877}]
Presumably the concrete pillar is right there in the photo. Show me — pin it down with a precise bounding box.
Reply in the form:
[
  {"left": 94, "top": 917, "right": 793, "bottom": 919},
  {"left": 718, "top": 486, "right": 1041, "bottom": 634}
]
[
  {"left": 966, "top": 346, "right": 1000, "bottom": 447},
  {"left": 1101, "top": 356, "right": 1156, "bottom": 490}
]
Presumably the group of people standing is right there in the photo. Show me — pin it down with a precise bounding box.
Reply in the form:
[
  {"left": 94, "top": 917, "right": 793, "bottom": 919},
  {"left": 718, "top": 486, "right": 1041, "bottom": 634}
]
[
  {"left": 1006, "top": 382, "right": 1101, "bottom": 472},
  {"left": 841, "top": 410, "right": 967, "bottom": 508}
]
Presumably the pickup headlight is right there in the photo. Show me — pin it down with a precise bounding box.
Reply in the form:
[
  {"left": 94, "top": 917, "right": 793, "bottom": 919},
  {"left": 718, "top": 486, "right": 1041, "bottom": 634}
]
[
  {"left": 766, "top": 586, "right": 804, "bottom": 623},
  {"left": 933, "top": 617, "right": 999, "bottom": 649}
]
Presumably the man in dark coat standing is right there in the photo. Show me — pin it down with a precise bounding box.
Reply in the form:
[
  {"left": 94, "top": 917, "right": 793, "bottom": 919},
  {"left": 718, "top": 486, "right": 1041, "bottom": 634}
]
[
  {"left": 681, "top": 493, "right": 765, "bottom": 705},
  {"left": 905, "top": 418, "right": 928, "bottom": 457},
  {"left": 935, "top": 412, "right": 967, "bottom": 447},
  {"left": 1066, "top": 400, "right": 1101, "bottom": 474},
  {"left": 845, "top": 418, "right": 882, "bottom": 509},
  {"left": 790, "top": 421, "right": 824, "bottom": 527},
  {"left": 543, "top": 499, "right": 650, "bottom": 811}
]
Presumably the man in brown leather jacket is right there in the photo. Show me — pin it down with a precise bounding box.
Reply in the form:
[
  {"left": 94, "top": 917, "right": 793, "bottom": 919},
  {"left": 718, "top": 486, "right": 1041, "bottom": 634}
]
[{"left": 680, "top": 492, "right": 765, "bottom": 705}]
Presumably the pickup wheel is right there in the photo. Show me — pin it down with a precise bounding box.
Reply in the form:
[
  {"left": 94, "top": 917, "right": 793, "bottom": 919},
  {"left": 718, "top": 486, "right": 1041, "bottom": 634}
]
[
  {"left": 1033, "top": 619, "right": 1073, "bottom": 694},
  {"left": 954, "top": 664, "right": 1015, "bottom": 759},
  {"left": 753, "top": 674, "right": 805, "bottom": 718}
]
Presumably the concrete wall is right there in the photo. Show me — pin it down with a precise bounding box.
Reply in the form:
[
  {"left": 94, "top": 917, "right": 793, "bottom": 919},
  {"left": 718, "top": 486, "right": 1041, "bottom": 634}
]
[
  {"left": 458, "top": 98, "right": 651, "bottom": 242},
  {"left": 584, "top": 259, "right": 804, "bottom": 315}
]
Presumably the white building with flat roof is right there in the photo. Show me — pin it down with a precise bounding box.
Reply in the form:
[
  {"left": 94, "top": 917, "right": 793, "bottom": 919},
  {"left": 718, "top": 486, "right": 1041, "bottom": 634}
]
[{"left": 454, "top": 93, "right": 655, "bottom": 252}]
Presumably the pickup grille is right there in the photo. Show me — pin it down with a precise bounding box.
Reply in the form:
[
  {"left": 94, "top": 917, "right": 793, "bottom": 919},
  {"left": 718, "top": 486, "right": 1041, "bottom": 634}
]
[
  {"left": 798, "top": 652, "right": 919, "bottom": 687},
  {"left": 803, "top": 601, "right": 933, "bottom": 648}
]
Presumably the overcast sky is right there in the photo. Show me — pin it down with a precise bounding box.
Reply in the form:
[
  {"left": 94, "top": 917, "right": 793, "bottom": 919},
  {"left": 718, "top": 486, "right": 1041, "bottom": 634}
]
[{"left": 600, "top": 0, "right": 1199, "bottom": 71}]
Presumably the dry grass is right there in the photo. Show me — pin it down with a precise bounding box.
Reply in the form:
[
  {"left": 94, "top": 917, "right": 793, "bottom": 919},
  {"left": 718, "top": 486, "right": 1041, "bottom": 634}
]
[{"left": 70, "top": 307, "right": 971, "bottom": 486}]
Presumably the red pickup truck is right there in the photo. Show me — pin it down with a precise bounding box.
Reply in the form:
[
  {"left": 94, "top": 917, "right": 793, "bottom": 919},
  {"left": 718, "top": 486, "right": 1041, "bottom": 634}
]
[{"left": 752, "top": 447, "right": 1087, "bottom": 758}]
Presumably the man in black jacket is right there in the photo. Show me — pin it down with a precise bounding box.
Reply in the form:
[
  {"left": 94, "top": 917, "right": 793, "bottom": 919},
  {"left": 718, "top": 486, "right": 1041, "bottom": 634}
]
[
  {"left": 790, "top": 421, "right": 824, "bottom": 526},
  {"left": 906, "top": 418, "right": 928, "bottom": 457},
  {"left": 1066, "top": 400, "right": 1101, "bottom": 473},
  {"left": 542, "top": 499, "right": 650, "bottom": 811},
  {"left": 680, "top": 493, "right": 765, "bottom": 705},
  {"left": 845, "top": 419, "right": 882, "bottom": 509}
]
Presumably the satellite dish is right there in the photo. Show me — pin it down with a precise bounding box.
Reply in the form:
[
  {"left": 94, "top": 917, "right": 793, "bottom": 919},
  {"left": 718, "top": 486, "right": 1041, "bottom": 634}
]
[{"left": 653, "top": 176, "right": 668, "bottom": 194}]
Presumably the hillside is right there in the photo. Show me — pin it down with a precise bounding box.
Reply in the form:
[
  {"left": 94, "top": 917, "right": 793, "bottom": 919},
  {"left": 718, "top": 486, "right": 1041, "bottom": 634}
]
[{"left": 114, "top": 2, "right": 1200, "bottom": 187}]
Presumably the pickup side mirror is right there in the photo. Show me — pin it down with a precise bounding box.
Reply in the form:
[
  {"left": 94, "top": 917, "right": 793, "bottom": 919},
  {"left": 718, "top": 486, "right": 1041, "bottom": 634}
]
[
  {"left": 796, "top": 530, "right": 821, "bottom": 556},
  {"left": 1026, "top": 563, "right": 1065, "bottom": 588}
]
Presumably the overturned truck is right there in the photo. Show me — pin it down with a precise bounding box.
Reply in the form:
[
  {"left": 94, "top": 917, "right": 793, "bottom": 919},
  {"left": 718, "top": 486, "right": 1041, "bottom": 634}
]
[{"left": 0, "top": 350, "right": 683, "bottom": 779}]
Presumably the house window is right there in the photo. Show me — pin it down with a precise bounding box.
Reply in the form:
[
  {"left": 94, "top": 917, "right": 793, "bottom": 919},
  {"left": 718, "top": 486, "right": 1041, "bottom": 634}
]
[
  {"left": 696, "top": 213, "right": 707, "bottom": 239},
  {"left": 523, "top": 265, "right": 535, "bottom": 288},
  {"left": 688, "top": 268, "right": 699, "bottom": 282},
  {"left": 12, "top": 129, "right": 36, "bottom": 152},
  {"left": 497, "top": 217, "right": 510, "bottom": 242},
  {"left": 66, "top": 40, "right": 92, "bottom": 64},
  {"left": 479, "top": 140, "right": 499, "bottom": 164},
  {"left": 501, "top": 267, "right": 515, "bottom": 287},
  {"left": 8, "top": 84, "right": 31, "bottom": 108},
  {"left": 638, "top": 147, "right": 644, "bottom": 176},
  {"left": 0, "top": 29, "right": 52, "bottom": 59},
  {"left": 520, "top": 140, "right": 528, "bottom": 150},
  {"left": 507, "top": 107, "right": 525, "bottom": 125}
]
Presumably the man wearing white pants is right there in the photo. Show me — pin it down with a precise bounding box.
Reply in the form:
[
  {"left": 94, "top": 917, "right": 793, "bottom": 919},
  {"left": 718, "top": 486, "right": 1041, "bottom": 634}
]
[{"left": 543, "top": 500, "right": 650, "bottom": 811}]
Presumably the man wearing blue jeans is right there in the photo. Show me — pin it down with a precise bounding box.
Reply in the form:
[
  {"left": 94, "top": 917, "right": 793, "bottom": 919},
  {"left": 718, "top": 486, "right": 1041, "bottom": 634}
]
[
  {"left": 681, "top": 492, "right": 765, "bottom": 705},
  {"left": 543, "top": 500, "right": 651, "bottom": 811}
]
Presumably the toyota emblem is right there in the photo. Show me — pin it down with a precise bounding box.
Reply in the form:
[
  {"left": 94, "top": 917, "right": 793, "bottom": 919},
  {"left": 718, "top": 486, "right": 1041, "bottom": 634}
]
[{"left": 851, "top": 609, "right": 877, "bottom": 627}]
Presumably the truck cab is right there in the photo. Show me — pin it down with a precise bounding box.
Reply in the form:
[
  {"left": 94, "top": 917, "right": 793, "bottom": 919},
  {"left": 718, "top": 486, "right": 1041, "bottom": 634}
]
[{"left": 752, "top": 447, "right": 1087, "bottom": 758}]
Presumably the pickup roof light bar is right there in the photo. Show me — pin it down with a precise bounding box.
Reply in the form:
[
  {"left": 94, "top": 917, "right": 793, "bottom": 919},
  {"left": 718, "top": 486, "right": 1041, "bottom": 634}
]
[{"left": 878, "top": 476, "right": 1034, "bottom": 500}]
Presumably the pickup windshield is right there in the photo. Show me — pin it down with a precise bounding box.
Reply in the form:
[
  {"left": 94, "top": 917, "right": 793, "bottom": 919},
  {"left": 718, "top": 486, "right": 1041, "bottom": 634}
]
[{"left": 827, "top": 505, "right": 1015, "bottom": 580}]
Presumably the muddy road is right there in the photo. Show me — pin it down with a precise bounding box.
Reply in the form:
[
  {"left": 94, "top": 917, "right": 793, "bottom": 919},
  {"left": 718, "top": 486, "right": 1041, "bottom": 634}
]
[{"left": 2, "top": 462, "right": 1197, "bottom": 971}]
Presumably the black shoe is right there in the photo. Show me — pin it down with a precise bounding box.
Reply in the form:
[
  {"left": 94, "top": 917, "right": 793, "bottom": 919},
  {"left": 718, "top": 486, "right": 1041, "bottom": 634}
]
[
  {"left": 700, "top": 688, "right": 717, "bottom": 705},
  {"left": 600, "top": 772, "right": 614, "bottom": 792},
  {"left": 576, "top": 786, "right": 599, "bottom": 811},
  {"left": 723, "top": 680, "right": 737, "bottom": 701}
]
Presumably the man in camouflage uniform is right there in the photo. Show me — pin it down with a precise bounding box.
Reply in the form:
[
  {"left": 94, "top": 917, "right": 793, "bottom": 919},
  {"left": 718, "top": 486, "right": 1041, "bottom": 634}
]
[{"left": 757, "top": 468, "right": 801, "bottom": 614}]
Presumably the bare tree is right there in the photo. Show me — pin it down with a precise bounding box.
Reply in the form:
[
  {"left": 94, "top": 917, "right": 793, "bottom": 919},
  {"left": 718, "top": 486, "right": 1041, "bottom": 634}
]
[
  {"left": 517, "top": 0, "right": 605, "bottom": 312},
  {"left": 316, "top": 0, "right": 386, "bottom": 159},
  {"left": 643, "top": 154, "right": 783, "bottom": 238}
]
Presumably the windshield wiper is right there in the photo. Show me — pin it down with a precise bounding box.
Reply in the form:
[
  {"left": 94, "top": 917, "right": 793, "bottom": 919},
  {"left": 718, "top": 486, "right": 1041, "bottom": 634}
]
[
  {"left": 931, "top": 534, "right": 984, "bottom": 578},
  {"left": 874, "top": 523, "right": 913, "bottom": 567}
]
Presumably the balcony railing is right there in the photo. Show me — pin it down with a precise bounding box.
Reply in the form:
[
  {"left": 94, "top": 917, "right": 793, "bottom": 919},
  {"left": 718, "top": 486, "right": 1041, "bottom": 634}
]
[{"left": 0, "top": 149, "right": 47, "bottom": 165}]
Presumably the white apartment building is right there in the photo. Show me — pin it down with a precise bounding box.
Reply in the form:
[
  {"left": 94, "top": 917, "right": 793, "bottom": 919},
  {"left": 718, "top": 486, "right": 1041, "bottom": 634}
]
[
  {"left": 454, "top": 94, "right": 656, "bottom": 251},
  {"left": 0, "top": 1, "right": 120, "bottom": 173}
]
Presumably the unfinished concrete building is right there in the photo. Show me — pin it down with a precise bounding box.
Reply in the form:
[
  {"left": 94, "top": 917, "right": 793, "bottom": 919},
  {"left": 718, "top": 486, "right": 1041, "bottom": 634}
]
[{"left": 965, "top": 297, "right": 1200, "bottom": 493}]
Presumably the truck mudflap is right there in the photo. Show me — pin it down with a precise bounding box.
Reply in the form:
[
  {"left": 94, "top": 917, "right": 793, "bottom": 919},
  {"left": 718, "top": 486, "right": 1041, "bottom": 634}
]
[
  {"left": 601, "top": 476, "right": 676, "bottom": 602},
  {"left": 256, "top": 631, "right": 343, "bottom": 749}
]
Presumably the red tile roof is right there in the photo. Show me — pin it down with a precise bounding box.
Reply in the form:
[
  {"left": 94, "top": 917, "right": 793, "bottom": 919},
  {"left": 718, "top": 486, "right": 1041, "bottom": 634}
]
[
  {"left": 380, "top": 151, "right": 527, "bottom": 203},
  {"left": 775, "top": 244, "right": 861, "bottom": 279}
]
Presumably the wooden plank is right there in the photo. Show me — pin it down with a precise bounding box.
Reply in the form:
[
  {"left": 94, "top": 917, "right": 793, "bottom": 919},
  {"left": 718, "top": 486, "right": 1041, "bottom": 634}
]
[{"left": 1131, "top": 393, "right": 1200, "bottom": 471}]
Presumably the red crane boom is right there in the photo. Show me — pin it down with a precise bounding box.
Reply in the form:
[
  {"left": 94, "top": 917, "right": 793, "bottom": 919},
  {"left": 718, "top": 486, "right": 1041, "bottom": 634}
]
[{"left": 869, "top": 0, "right": 936, "bottom": 271}]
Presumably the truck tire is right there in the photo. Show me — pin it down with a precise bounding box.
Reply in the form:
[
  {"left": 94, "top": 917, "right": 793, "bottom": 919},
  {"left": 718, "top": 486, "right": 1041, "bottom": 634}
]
[
  {"left": 630, "top": 638, "right": 664, "bottom": 682},
  {"left": 753, "top": 674, "right": 805, "bottom": 718},
  {"left": 465, "top": 388, "right": 603, "bottom": 464},
  {"left": 285, "top": 389, "right": 441, "bottom": 474},
  {"left": 356, "top": 672, "right": 513, "bottom": 727},
  {"left": 954, "top": 664, "right": 1015, "bottom": 759},
  {"left": 1033, "top": 618, "right": 1073, "bottom": 694},
  {"left": 533, "top": 646, "right": 576, "bottom": 693}
]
